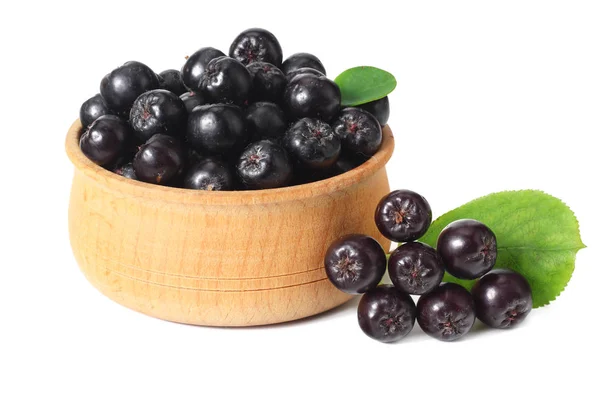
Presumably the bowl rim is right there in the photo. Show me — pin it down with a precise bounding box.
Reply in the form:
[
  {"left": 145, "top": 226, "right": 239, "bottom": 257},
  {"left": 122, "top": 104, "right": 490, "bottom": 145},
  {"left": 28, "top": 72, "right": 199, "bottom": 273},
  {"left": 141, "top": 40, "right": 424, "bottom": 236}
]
[{"left": 65, "top": 119, "right": 394, "bottom": 205}]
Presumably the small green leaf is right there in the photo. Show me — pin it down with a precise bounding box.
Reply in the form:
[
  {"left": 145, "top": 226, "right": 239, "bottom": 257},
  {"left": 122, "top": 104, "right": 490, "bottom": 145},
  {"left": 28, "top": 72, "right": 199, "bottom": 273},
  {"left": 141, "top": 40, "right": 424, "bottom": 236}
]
[
  {"left": 334, "top": 66, "right": 396, "bottom": 106},
  {"left": 418, "top": 190, "right": 585, "bottom": 308}
]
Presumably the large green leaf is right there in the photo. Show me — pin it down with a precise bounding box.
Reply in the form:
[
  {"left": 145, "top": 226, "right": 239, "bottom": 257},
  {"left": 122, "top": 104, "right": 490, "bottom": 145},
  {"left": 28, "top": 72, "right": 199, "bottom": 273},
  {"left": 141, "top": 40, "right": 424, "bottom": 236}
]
[
  {"left": 334, "top": 66, "right": 396, "bottom": 106},
  {"left": 419, "top": 190, "right": 585, "bottom": 308}
]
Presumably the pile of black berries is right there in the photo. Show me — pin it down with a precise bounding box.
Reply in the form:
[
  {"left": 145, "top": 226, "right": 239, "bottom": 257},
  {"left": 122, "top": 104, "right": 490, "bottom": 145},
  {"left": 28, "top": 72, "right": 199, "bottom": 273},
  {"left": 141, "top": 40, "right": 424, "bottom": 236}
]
[
  {"left": 324, "top": 189, "right": 533, "bottom": 343},
  {"left": 78, "top": 28, "right": 390, "bottom": 190}
]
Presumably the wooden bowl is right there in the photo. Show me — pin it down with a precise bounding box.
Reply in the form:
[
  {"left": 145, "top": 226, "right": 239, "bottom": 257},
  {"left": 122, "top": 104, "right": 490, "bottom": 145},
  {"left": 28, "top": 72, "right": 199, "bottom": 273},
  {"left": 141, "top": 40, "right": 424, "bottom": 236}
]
[{"left": 65, "top": 119, "right": 394, "bottom": 326}]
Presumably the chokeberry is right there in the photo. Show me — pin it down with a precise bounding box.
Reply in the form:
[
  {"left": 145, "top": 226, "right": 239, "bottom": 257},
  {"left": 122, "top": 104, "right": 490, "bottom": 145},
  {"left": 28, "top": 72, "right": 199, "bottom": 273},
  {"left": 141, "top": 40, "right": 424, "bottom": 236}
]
[
  {"left": 374, "top": 189, "right": 432, "bottom": 243},
  {"left": 180, "top": 91, "right": 207, "bottom": 113},
  {"left": 80, "top": 93, "right": 112, "bottom": 128},
  {"left": 79, "top": 115, "right": 130, "bottom": 166},
  {"left": 245, "top": 102, "right": 287, "bottom": 142},
  {"left": 324, "top": 234, "right": 386, "bottom": 295},
  {"left": 247, "top": 62, "right": 286, "bottom": 103},
  {"left": 471, "top": 269, "right": 533, "bottom": 329},
  {"left": 100, "top": 61, "right": 159, "bottom": 114},
  {"left": 388, "top": 242, "right": 445, "bottom": 295},
  {"left": 437, "top": 219, "right": 497, "bottom": 280},
  {"left": 417, "top": 282, "right": 476, "bottom": 342},
  {"left": 281, "top": 52, "right": 326, "bottom": 76},
  {"left": 186, "top": 104, "right": 247, "bottom": 155},
  {"left": 181, "top": 47, "right": 226, "bottom": 91},
  {"left": 357, "top": 284, "right": 417, "bottom": 343},
  {"left": 332, "top": 107, "right": 382, "bottom": 156},
  {"left": 199, "top": 56, "right": 252, "bottom": 106},
  {"left": 285, "top": 67, "right": 325, "bottom": 81},
  {"left": 184, "top": 158, "right": 234, "bottom": 191},
  {"left": 283, "top": 118, "right": 341, "bottom": 170},
  {"left": 113, "top": 162, "right": 137, "bottom": 180},
  {"left": 133, "top": 134, "right": 184, "bottom": 185},
  {"left": 158, "top": 69, "right": 187, "bottom": 96},
  {"left": 329, "top": 154, "right": 368, "bottom": 176},
  {"left": 357, "top": 96, "right": 390, "bottom": 126},
  {"left": 236, "top": 140, "right": 293, "bottom": 189},
  {"left": 129, "top": 89, "right": 187, "bottom": 142},
  {"left": 229, "top": 28, "right": 283, "bottom": 66},
  {"left": 283, "top": 74, "right": 341, "bottom": 122}
]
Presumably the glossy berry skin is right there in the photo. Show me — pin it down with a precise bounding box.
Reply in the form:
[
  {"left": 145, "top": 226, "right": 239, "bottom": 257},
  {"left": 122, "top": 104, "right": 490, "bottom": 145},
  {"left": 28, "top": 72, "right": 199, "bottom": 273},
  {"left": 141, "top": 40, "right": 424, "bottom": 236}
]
[
  {"left": 281, "top": 52, "right": 326, "bottom": 76},
  {"left": 236, "top": 140, "right": 293, "bottom": 189},
  {"left": 471, "top": 269, "right": 533, "bottom": 329},
  {"left": 180, "top": 91, "right": 206, "bottom": 113},
  {"left": 284, "top": 118, "right": 340, "bottom": 170},
  {"left": 181, "top": 47, "right": 225, "bottom": 91},
  {"left": 247, "top": 62, "right": 286, "bottom": 102},
  {"left": 283, "top": 74, "right": 341, "bottom": 122},
  {"left": 100, "top": 61, "right": 159, "bottom": 114},
  {"left": 324, "top": 234, "right": 386, "bottom": 295},
  {"left": 80, "top": 93, "right": 112, "bottom": 127},
  {"left": 332, "top": 107, "right": 382, "bottom": 156},
  {"left": 437, "top": 219, "right": 498, "bottom": 280},
  {"left": 285, "top": 67, "right": 325, "bottom": 81},
  {"left": 199, "top": 56, "right": 252, "bottom": 106},
  {"left": 158, "top": 69, "right": 187, "bottom": 96},
  {"left": 113, "top": 162, "right": 137, "bottom": 180},
  {"left": 358, "top": 96, "right": 390, "bottom": 126},
  {"left": 184, "top": 158, "right": 234, "bottom": 191},
  {"left": 229, "top": 28, "right": 283, "bottom": 66},
  {"left": 186, "top": 104, "right": 247, "bottom": 155},
  {"left": 357, "top": 285, "right": 416, "bottom": 343},
  {"left": 80, "top": 115, "right": 130, "bottom": 166},
  {"left": 245, "top": 102, "right": 287, "bottom": 141},
  {"left": 133, "top": 134, "right": 184, "bottom": 185},
  {"left": 374, "top": 189, "right": 432, "bottom": 242},
  {"left": 389, "top": 242, "right": 445, "bottom": 295},
  {"left": 417, "top": 283, "right": 476, "bottom": 341},
  {"left": 129, "top": 89, "right": 187, "bottom": 142}
]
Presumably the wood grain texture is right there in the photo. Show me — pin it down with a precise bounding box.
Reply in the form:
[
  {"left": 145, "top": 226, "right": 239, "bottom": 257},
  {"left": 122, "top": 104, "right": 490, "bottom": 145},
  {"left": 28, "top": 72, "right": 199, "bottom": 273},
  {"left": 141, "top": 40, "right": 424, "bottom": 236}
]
[{"left": 65, "top": 119, "right": 395, "bottom": 326}]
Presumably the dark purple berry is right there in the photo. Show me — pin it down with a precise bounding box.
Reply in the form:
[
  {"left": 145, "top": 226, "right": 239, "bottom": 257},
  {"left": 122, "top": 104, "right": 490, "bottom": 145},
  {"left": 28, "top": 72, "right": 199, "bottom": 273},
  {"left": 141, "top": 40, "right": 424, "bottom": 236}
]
[
  {"left": 133, "top": 134, "right": 184, "bottom": 185},
  {"left": 471, "top": 269, "right": 533, "bottom": 329},
  {"left": 79, "top": 115, "right": 130, "bottom": 166},
  {"left": 181, "top": 47, "right": 226, "bottom": 91},
  {"left": 357, "top": 96, "right": 390, "bottom": 126},
  {"left": 199, "top": 56, "right": 252, "bottom": 106},
  {"left": 236, "top": 140, "right": 292, "bottom": 189},
  {"left": 283, "top": 74, "right": 341, "bottom": 122},
  {"left": 324, "top": 234, "right": 386, "bottom": 295},
  {"left": 285, "top": 67, "right": 325, "bottom": 81},
  {"left": 332, "top": 107, "right": 382, "bottom": 156},
  {"left": 374, "top": 190, "right": 432, "bottom": 243},
  {"left": 281, "top": 53, "right": 326, "bottom": 76},
  {"left": 113, "top": 162, "right": 137, "bottom": 180},
  {"left": 229, "top": 28, "right": 283, "bottom": 66},
  {"left": 417, "top": 283, "right": 476, "bottom": 341},
  {"left": 329, "top": 154, "right": 368, "bottom": 176},
  {"left": 184, "top": 158, "right": 234, "bottom": 191},
  {"left": 158, "top": 69, "right": 187, "bottom": 96},
  {"left": 129, "top": 89, "right": 187, "bottom": 142},
  {"left": 437, "top": 219, "right": 498, "bottom": 280},
  {"left": 186, "top": 104, "right": 247, "bottom": 155},
  {"left": 283, "top": 118, "right": 340, "bottom": 170},
  {"left": 80, "top": 93, "right": 112, "bottom": 128},
  {"left": 389, "top": 242, "right": 445, "bottom": 295},
  {"left": 180, "top": 91, "right": 207, "bottom": 113},
  {"left": 245, "top": 102, "right": 287, "bottom": 141},
  {"left": 247, "top": 62, "right": 286, "bottom": 102},
  {"left": 100, "top": 61, "right": 159, "bottom": 114},
  {"left": 357, "top": 285, "right": 416, "bottom": 343}
]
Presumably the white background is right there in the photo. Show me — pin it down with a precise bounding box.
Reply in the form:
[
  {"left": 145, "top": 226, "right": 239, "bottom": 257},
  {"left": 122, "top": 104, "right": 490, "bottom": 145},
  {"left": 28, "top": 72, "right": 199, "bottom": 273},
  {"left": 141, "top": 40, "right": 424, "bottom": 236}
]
[{"left": 2, "top": 1, "right": 599, "bottom": 399}]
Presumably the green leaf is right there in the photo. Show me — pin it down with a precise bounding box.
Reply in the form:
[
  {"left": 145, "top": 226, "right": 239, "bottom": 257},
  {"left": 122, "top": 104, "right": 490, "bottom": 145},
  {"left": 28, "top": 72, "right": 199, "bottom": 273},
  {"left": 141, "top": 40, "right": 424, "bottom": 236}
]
[
  {"left": 418, "top": 190, "right": 585, "bottom": 308},
  {"left": 334, "top": 66, "right": 397, "bottom": 106}
]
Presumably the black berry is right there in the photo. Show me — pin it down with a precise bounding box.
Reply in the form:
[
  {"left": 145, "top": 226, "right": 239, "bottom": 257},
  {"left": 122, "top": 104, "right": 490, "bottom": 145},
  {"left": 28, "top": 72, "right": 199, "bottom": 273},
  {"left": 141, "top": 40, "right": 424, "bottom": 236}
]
[
  {"left": 129, "top": 89, "right": 187, "bottom": 142},
  {"left": 100, "top": 61, "right": 159, "bottom": 114},
  {"left": 285, "top": 67, "right": 325, "bottom": 81},
  {"left": 80, "top": 93, "right": 112, "bottom": 128},
  {"left": 158, "top": 69, "right": 187, "bottom": 96},
  {"left": 80, "top": 115, "right": 130, "bottom": 166},
  {"left": 283, "top": 74, "right": 341, "bottom": 122},
  {"left": 236, "top": 140, "right": 293, "bottom": 189},
  {"left": 229, "top": 28, "right": 283, "bottom": 66},
  {"left": 184, "top": 158, "right": 234, "bottom": 191},
  {"left": 181, "top": 47, "right": 225, "bottom": 91},
  {"left": 388, "top": 242, "right": 445, "bottom": 295},
  {"left": 133, "top": 134, "right": 184, "bottom": 185},
  {"left": 180, "top": 91, "right": 207, "bottom": 113},
  {"left": 199, "top": 56, "right": 252, "bottom": 106},
  {"left": 437, "top": 219, "right": 497, "bottom": 280},
  {"left": 357, "top": 96, "right": 390, "bottom": 126},
  {"left": 283, "top": 118, "right": 340, "bottom": 170},
  {"left": 281, "top": 53, "right": 326, "bottom": 76},
  {"left": 245, "top": 102, "right": 287, "bottom": 141},
  {"left": 374, "top": 189, "right": 432, "bottom": 242},
  {"left": 324, "top": 234, "right": 386, "bottom": 295},
  {"left": 186, "top": 104, "right": 247, "bottom": 155},
  {"left": 332, "top": 107, "right": 382, "bottom": 156},
  {"left": 357, "top": 285, "right": 417, "bottom": 343},
  {"left": 471, "top": 269, "right": 533, "bottom": 329},
  {"left": 113, "top": 162, "right": 137, "bottom": 180},
  {"left": 247, "top": 62, "right": 286, "bottom": 103},
  {"left": 417, "top": 283, "right": 476, "bottom": 341}
]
